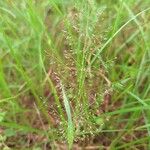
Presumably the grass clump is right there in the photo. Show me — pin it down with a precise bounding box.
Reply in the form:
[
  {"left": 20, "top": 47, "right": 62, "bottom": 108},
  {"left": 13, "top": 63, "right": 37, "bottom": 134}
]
[{"left": 0, "top": 0, "right": 150, "bottom": 149}]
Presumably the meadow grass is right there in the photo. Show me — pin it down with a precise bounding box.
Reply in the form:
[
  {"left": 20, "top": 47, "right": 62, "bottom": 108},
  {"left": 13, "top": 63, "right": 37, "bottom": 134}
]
[{"left": 0, "top": 0, "right": 150, "bottom": 149}]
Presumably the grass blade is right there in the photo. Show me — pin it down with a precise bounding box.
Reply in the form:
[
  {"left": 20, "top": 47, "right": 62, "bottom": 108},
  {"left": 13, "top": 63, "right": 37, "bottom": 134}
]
[{"left": 61, "top": 83, "right": 74, "bottom": 149}]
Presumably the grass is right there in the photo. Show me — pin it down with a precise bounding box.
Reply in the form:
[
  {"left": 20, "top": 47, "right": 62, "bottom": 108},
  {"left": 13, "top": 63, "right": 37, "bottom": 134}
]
[{"left": 0, "top": 0, "right": 150, "bottom": 149}]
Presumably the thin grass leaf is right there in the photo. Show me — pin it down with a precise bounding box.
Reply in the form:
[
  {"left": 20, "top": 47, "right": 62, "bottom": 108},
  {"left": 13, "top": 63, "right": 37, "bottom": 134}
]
[{"left": 61, "top": 83, "right": 74, "bottom": 149}]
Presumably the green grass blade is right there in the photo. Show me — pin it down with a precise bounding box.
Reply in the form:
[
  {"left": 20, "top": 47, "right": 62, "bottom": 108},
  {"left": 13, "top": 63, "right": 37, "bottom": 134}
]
[{"left": 61, "top": 83, "right": 74, "bottom": 149}]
